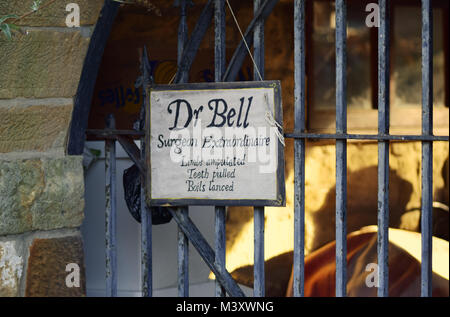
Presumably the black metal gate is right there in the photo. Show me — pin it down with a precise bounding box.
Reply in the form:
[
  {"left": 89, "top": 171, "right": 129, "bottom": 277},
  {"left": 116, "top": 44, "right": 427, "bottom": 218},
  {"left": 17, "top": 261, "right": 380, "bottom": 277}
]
[{"left": 84, "top": 0, "right": 449, "bottom": 297}]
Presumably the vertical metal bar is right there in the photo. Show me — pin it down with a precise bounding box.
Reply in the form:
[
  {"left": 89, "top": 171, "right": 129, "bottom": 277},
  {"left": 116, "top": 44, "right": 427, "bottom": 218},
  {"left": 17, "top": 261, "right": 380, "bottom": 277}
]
[
  {"left": 253, "top": 0, "right": 265, "bottom": 298},
  {"left": 140, "top": 45, "right": 153, "bottom": 298},
  {"left": 105, "top": 114, "right": 117, "bottom": 297},
  {"left": 214, "top": 0, "right": 227, "bottom": 298},
  {"left": 293, "top": 0, "right": 306, "bottom": 298},
  {"left": 141, "top": 137, "right": 152, "bottom": 297},
  {"left": 254, "top": 207, "right": 265, "bottom": 297},
  {"left": 335, "top": 0, "right": 347, "bottom": 297},
  {"left": 377, "top": 0, "right": 390, "bottom": 298},
  {"left": 214, "top": 207, "right": 226, "bottom": 297},
  {"left": 254, "top": 0, "right": 264, "bottom": 80},
  {"left": 421, "top": 0, "right": 433, "bottom": 297},
  {"left": 177, "top": 0, "right": 189, "bottom": 297},
  {"left": 178, "top": 0, "right": 189, "bottom": 83},
  {"left": 215, "top": 0, "right": 226, "bottom": 82},
  {"left": 178, "top": 207, "right": 189, "bottom": 297}
]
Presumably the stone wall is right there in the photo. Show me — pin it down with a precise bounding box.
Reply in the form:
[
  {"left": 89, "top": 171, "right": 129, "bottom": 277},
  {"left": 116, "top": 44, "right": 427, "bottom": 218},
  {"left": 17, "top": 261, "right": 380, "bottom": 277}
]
[{"left": 0, "top": 0, "right": 103, "bottom": 296}]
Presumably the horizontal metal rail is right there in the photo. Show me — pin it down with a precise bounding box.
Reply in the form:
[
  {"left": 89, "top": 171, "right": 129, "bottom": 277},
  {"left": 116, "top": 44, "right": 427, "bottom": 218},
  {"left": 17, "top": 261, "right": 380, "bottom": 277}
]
[
  {"left": 293, "top": 0, "right": 306, "bottom": 298},
  {"left": 86, "top": 129, "right": 145, "bottom": 137},
  {"left": 285, "top": 133, "right": 449, "bottom": 142},
  {"left": 88, "top": 130, "right": 449, "bottom": 142}
]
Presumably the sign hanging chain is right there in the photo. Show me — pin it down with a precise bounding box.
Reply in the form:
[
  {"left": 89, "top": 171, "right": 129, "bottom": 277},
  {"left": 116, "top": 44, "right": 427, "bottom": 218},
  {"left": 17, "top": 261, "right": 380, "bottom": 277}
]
[{"left": 225, "top": 0, "right": 263, "bottom": 82}]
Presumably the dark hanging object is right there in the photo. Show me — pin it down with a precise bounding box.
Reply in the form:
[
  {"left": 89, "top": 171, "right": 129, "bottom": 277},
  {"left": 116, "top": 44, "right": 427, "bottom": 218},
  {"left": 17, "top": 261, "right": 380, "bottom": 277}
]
[{"left": 123, "top": 164, "right": 172, "bottom": 225}]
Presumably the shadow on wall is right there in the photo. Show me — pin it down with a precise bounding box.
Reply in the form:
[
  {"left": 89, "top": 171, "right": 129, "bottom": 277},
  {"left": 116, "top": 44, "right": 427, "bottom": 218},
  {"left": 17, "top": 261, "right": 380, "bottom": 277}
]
[
  {"left": 228, "top": 162, "right": 449, "bottom": 296},
  {"left": 225, "top": 165, "right": 415, "bottom": 258},
  {"left": 428, "top": 156, "right": 449, "bottom": 241},
  {"left": 225, "top": 166, "right": 415, "bottom": 293}
]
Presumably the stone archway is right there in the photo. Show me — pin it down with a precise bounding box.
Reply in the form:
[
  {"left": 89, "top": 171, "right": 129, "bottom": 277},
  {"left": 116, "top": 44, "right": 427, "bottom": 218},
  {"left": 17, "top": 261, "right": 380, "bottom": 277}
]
[
  {"left": 67, "top": 0, "right": 119, "bottom": 155},
  {"left": 0, "top": 0, "right": 113, "bottom": 297}
]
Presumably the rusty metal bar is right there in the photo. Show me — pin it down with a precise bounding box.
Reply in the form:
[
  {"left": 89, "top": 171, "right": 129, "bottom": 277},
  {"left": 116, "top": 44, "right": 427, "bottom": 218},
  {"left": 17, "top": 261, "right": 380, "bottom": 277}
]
[
  {"left": 178, "top": 207, "right": 189, "bottom": 297},
  {"left": 140, "top": 141, "right": 152, "bottom": 297},
  {"left": 253, "top": 0, "right": 265, "bottom": 298},
  {"left": 105, "top": 114, "right": 117, "bottom": 297},
  {"left": 117, "top": 135, "right": 145, "bottom": 174},
  {"left": 421, "top": 0, "right": 433, "bottom": 297},
  {"left": 86, "top": 129, "right": 145, "bottom": 137},
  {"left": 335, "top": 0, "right": 347, "bottom": 297},
  {"left": 377, "top": 0, "right": 390, "bottom": 297},
  {"left": 293, "top": 0, "right": 306, "bottom": 298},
  {"left": 214, "top": 206, "right": 226, "bottom": 297},
  {"left": 214, "top": 0, "right": 227, "bottom": 298},
  {"left": 177, "top": 0, "right": 190, "bottom": 297}
]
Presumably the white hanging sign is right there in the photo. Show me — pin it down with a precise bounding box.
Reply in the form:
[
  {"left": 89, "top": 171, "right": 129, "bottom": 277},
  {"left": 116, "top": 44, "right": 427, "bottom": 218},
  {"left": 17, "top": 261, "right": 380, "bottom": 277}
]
[{"left": 145, "top": 81, "right": 285, "bottom": 207}]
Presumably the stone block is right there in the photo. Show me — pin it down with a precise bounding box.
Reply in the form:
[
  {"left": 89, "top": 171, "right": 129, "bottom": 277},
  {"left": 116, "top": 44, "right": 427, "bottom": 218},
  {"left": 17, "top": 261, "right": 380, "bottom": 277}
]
[
  {"left": 0, "top": 104, "right": 73, "bottom": 153},
  {"left": 0, "top": 29, "right": 89, "bottom": 99},
  {"left": 0, "top": 156, "right": 84, "bottom": 235},
  {"left": 0, "top": 240, "right": 24, "bottom": 297},
  {"left": 0, "top": 0, "right": 103, "bottom": 27},
  {"left": 25, "top": 235, "right": 85, "bottom": 297}
]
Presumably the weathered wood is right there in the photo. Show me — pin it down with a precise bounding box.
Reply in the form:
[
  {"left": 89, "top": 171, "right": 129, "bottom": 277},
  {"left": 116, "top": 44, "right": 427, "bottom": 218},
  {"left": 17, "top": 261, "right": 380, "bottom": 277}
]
[{"left": 68, "top": 0, "right": 120, "bottom": 155}]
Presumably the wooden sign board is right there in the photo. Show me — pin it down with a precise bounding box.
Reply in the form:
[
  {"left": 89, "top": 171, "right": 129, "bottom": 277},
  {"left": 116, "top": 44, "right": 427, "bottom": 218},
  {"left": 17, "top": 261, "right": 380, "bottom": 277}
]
[{"left": 145, "top": 81, "right": 285, "bottom": 207}]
